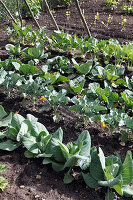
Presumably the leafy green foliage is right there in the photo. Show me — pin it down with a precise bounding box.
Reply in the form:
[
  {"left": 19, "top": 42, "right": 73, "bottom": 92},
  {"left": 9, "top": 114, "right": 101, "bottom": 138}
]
[
  {"left": 47, "top": 0, "right": 73, "bottom": 8},
  {"left": 0, "top": 105, "right": 133, "bottom": 197},
  {"left": 40, "top": 87, "right": 70, "bottom": 122},
  {"left": 121, "top": 5, "right": 133, "bottom": 14},
  {"left": 104, "top": 0, "right": 119, "bottom": 10},
  {"left": 90, "top": 64, "right": 125, "bottom": 85},
  {"left": 6, "top": 24, "right": 49, "bottom": 45},
  {"left": 82, "top": 149, "right": 133, "bottom": 197},
  {"left": 20, "top": 0, "right": 41, "bottom": 18},
  {"left": 0, "top": 0, "right": 17, "bottom": 22},
  {"left": 121, "top": 90, "right": 133, "bottom": 110},
  {"left": 101, "top": 108, "right": 129, "bottom": 134},
  {"left": 0, "top": 164, "right": 9, "bottom": 191},
  {"left": 0, "top": 70, "right": 24, "bottom": 97},
  {"left": 5, "top": 44, "right": 21, "bottom": 56},
  {"left": 47, "top": 56, "right": 73, "bottom": 74},
  {"left": 21, "top": 42, "right": 50, "bottom": 63},
  {"left": 72, "top": 59, "right": 93, "bottom": 75},
  {"left": 69, "top": 75, "right": 85, "bottom": 94},
  {"left": 69, "top": 95, "right": 106, "bottom": 126}
]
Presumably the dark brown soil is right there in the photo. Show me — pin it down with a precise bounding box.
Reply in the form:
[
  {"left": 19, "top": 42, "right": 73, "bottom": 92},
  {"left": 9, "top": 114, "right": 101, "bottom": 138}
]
[{"left": 0, "top": 0, "right": 133, "bottom": 199}]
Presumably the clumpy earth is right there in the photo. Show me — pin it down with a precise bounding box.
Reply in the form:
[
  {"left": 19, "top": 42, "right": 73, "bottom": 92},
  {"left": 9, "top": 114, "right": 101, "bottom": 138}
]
[{"left": 0, "top": 0, "right": 133, "bottom": 199}]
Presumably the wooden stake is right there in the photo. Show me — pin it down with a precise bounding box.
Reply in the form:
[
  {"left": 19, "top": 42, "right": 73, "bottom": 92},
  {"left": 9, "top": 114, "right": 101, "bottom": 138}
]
[
  {"left": 0, "top": 0, "right": 17, "bottom": 24},
  {"left": 23, "top": 0, "right": 40, "bottom": 29},
  {"left": 74, "top": 0, "right": 91, "bottom": 37},
  {"left": 16, "top": 0, "right": 23, "bottom": 28},
  {"left": 43, "top": 0, "right": 59, "bottom": 31}
]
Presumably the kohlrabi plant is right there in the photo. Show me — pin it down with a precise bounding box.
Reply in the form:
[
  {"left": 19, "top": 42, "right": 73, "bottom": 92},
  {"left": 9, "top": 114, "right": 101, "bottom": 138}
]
[
  {"left": 47, "top": 56, "right": 73, "bottom": 74},
  {"left": 101, "top": 108, "right": 129, "bottom": 134},
  {"left": 18, "top": 75, "right": 42, "bottom": 106},
  {"left": 5, "top": 44, "right": 21, "bottom": 56},
  {"left": 82, "top": 148, "right": 133, "bottom": 198},
  {"left": 0, "top": 57, "right": 22, "bottom": 71},
  {"left": 6, "top": 23, "right": 50, "bottom": 45},
  {"left": 90, "top": 64, "right": 125, "bottom": 86},
  {"left": 72, "top": 58, "right": 93, "bottom": 75},
  {"left": 69, "top": 95, "right": 107, "bottom": 126},
  {"left": 38, "top": 129, "right": 91, "bottom": 184},
  {"left": 0, "top": 69, "right": 25, "bottom": 97},
  {"left": 121, "top": 89, "right": 133, "bottom": 110},
  {"left": 40, "top": 87, "right": 70, "bottom": 122},
  {"left": 68, "top": 75, "right": 85, "bottom": 95},
  {"left": 0, "top": 105, "right": 50, "bottom": 155},
  {"left": 21, "top": 42, "right": 50, "bottom": 64}
]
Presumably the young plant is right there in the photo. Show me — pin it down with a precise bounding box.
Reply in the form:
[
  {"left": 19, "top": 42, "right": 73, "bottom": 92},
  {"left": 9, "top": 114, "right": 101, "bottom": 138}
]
[
  {"left": 0, "top": 164, "right": 9, "bottom": 191},
  {"left": 88, "top": 83, "right": 120, "bottom": 109},
  {"left": 38, "top": 129, "right": 91, "bottom": 184},
  {"left": 121, "top": 5, "right": 133, "bottom": 14},
  {"left": 0, "top": 71, "right": 24, "bottom": 97},
  {"left": 121, "top": 89, "right": 133, "bottom": 110},
  {"left": 50, "top": 31, "right": 73, "bottom": 51},
  {"left": 82, "top": 148, "right": 133, "bottom": 198},
  {"left": 101, "top": 108, "right": 129, "bottom": 134},
  {"left": 101, "top": 14, "right": 113, "bottom": 29},
  {"left": 0, "top": 56, "right": 22, "bottom": 71},
  {"left": 72, "top": 58, "right": 93, "bottom": 75},
  {"left": 40, "top": 87, "right": 70, "bottom": 122},
  {"left": 66, "top": 10, "right": 71, "bottom": 21},
  {"left": 21, "top": 42, "right": 50, "bottom": 63},
  {"left": 0, "top": 106, "right": 22, "bottom": 151},
  {"left": 6, "top": 23, "right": 49, "bottom": 45},
  {"left": 0, "top": 105, "right": 50, "bottom": 155},
  {"left": 104, "top": 0, "right": 119, "bottom": 10},
  {"left": 47, "top": 56, "right": 73, "bottom": 74},
  {"left": 69, "top": 95, "right": 106, "bottom": 126},
  {"left": 121, "top": 15, "right": 127, "bottom": 31},
  {"left": 18, "top": 75, "right": 42, "bottom": 106},
  {"left": 5, "top": 43, "right": 21, "bottom": 56},
  {"left": 68, "top": 75, "right": 85, "bottom": 94},
  {"left": 90, "top": 64, "right": 125, "bottom": 86},
  {"left": 126, "top": 76, "right": 133, "bottom": 89},
  {"left": 94, "top": 12, "right": 99, "bottom": 25}
]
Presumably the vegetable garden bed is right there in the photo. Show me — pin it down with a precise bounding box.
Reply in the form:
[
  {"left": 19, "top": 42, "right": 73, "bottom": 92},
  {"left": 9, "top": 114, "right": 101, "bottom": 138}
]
[{"left": 0, "top": 0, "right": 133, "bottom": 199}]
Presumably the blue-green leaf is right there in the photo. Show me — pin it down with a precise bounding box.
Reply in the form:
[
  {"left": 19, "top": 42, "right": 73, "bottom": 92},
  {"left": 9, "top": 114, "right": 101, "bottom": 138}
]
[
  {"left": 122, "top": 151, "right": 133, "bottom": 185},
  {"left": 0, "top": 140, "right": 20, "bottom": 151}
]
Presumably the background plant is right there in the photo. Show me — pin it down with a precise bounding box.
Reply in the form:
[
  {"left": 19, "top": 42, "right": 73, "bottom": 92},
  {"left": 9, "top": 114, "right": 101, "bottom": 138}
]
[
  {"left": 104, "top": 0, "right": 120, "bottom": 10},
  {"left": 46, "top": 0, "right": 73, "bottom": 8},
  {"left": 0, "top": 164, "right": 9, "bottom": 191}
]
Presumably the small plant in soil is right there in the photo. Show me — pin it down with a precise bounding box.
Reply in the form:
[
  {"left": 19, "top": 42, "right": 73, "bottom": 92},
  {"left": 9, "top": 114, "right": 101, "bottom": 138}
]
[
  {"left": 40, "top": 87, "right": 70, "bottom": 122},
  {"left": 0, "top": 164, "right": 9, "bottom": 192}
]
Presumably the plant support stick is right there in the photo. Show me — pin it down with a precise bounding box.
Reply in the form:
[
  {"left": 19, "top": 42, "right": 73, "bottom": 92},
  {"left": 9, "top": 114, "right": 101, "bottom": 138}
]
[
  {"left": 43, "top": 0, "right": 59, "bottom": 31},
  {"left": 16, "top": 0, "right": 23, "bottom": 28},
  {"left": 23, "top": 0, "right": 40, "bottom": 29},
  {"left": 0, "top": 0, "right": 17, "bottom": 24},
  {"left": 74, "top": 0, "right": 91, "bottom": 37}
]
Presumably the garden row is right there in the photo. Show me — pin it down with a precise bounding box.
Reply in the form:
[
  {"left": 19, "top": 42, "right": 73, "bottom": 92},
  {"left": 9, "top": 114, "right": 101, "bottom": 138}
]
[
  {"left": 0, "top": 105, "right": 133, "bottom": 199},
  {"left": 0, "top": 0, "right": 133, "bottom": 24},
  {"left": 1, "top": 24, "right": 133, "bottom": 139},
  {"left": 0, "top": 24, "right": 133, "bottom": 198}
]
